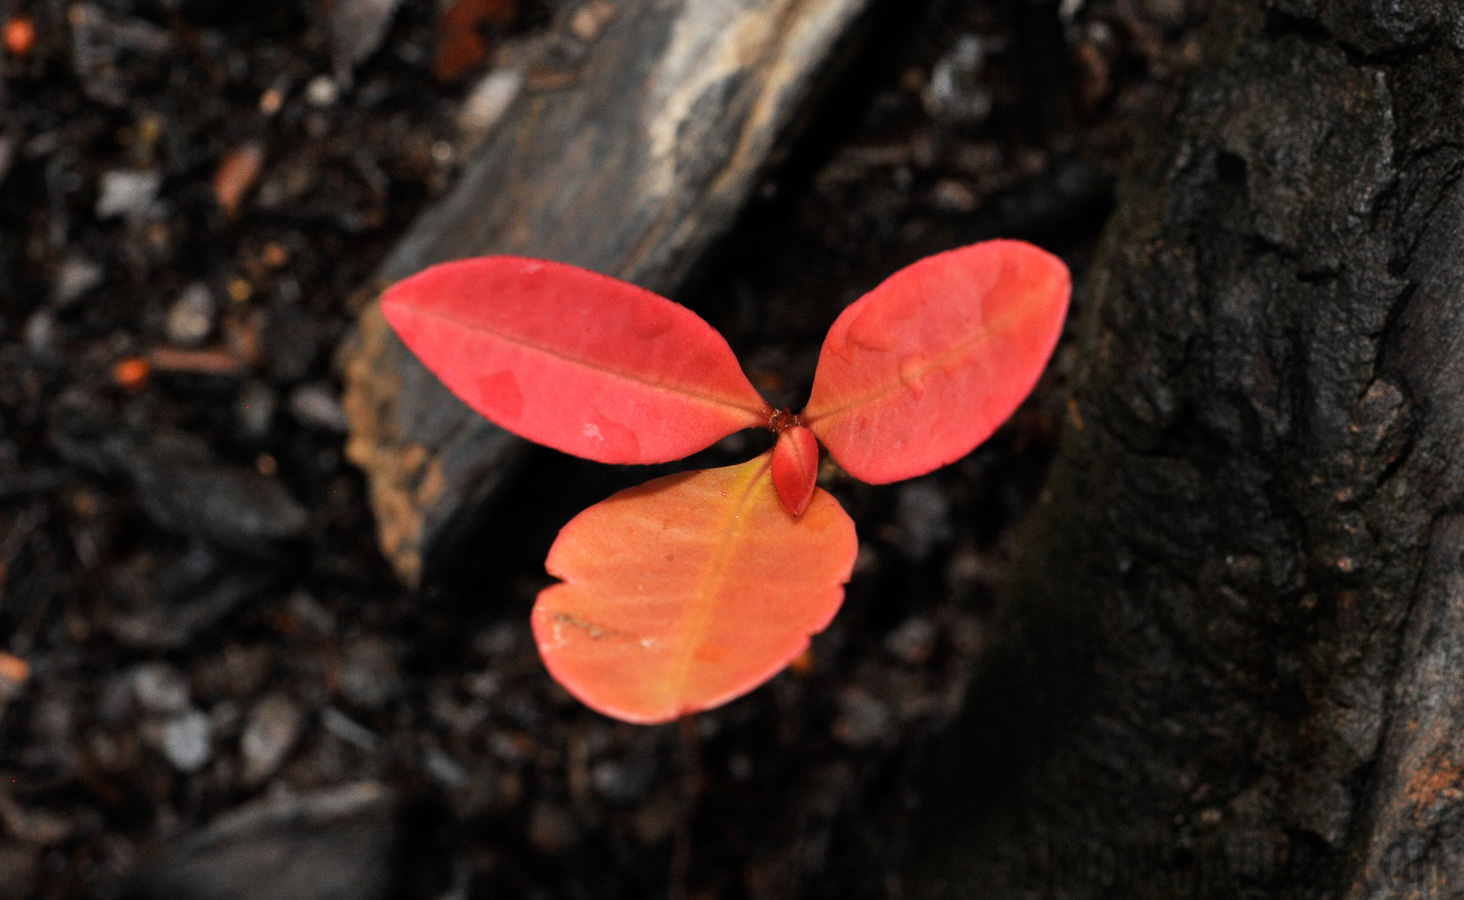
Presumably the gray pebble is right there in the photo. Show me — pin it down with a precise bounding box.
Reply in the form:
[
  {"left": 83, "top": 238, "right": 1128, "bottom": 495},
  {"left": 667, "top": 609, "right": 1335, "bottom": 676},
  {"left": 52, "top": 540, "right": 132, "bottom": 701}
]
[
  {"left": 240, "top": 693, "right": 304, "bottom": 784},
  {"left": 896, "top": 480, "right": 953, "bottom": 561},
  {"left": 53, "top": 257, "right": 105, "bottom": 307},
  {"left": 235, "top": 381, "right": 278, "bottom": 439},
  {"left": 131, "top": 662, "right": 191, "bottom": 715},
  {"left": 923, "top": 34, "right": 994, "bottom": 127},
  {"left": 288, "top": 383, "right": 350, "bottom": 433},
  {"left": 96, "top": 169, "right": 161, "bottom": 220},
  {"left": 166, "top": 283, "right": 215, "bottom": 346},
  {"left": 161, "top": 707, "right": 213, "bottom": 773}
]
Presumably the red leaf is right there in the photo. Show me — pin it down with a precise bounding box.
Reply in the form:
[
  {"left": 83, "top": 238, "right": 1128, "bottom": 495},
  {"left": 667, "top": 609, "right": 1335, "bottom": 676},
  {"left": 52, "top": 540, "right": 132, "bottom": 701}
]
[
  {"left": 382, "top": 257, "right": 773, "bottom": 464},
  {"left": 802, "top": 240, "right": 1070, "bottom": 483},
  {"left": 532, "top": 452, "right": 858, "bottom": 724},
  {"left": 771, "top": 424, "right": 818, "bottom": 517}
]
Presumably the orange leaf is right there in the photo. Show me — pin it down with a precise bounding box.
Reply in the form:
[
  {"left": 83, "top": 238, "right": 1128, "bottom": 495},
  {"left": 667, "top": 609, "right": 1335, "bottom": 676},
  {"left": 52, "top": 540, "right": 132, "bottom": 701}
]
[
  {"left": 771, "top": 424, "right": 818, "bottom": 516},
  {"left": 803, "top": 240, "right": 1070, "bottom": 483},
  {"left": 532, "top": 452, "right": 857, "bottom": 724},
  {"left": 382, "top": 257, "right": 773, "bottom": 465}
]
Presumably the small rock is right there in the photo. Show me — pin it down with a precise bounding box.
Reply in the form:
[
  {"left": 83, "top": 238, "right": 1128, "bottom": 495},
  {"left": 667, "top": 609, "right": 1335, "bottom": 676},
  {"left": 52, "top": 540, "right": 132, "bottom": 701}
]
[
  {"left": 109, "top": 574, "right": 269, "bottom": 651},
  {"left": 240, "top": 694, "right": 304, "bottom": 785},
  {"left": 589, "top": 758, "right": 655, "bottom": 804},
  {"left": 131, "top": 662, "right": 191, "bottom": 714},
  {"left": 52, "top": 257, "right": 105, "bottom": 307},
  {"left": 166, "top": 283, "right": 215, "bottom": 346},
  {"left": 235, "top": 381, "right": 278, "bottom": 440},
  {"left": 130, "top": 448, "right": 309, "bottom": 553},
  {"left": 422, "top": 745, "right": 469, "bottom": 790},
  {"left": 330, "top": 0, "right": 405, "bottom": 77},
  {"left": 305, "top": 75, "right": 340, "bottom": 107},
  {"left": 923, "top": 34, "right": 994, "bottom": 127},
  {"left": 339, "top": 637, "right": 400, "bottom": 710},
  {"left": 96, "top": 169, "right": 161, "bottom": 219},
  {"left": 884, "top": 617, "right": 938, "bottom": 666},
  {"left": 161, "top": 707, "right": 213, "bottom": 773},
  {"left": 23, "top": 311, "right": 55, "bottom": 357},
  {"left": 832, "top": 687, "right": 889, "bottom": 748},
  {"left": 122, "top": 783, "right": 397, "bottom": 900},
  {"left": 321, "top": 706, "right": 380, "bottom": 753},
  {"left": 930, "top": 178, "right": 978, "bottom": 213},
  {"left": 458, "top": 69, "right": 523, "bottom": 141},
  {"left": 896, "top": 480, "right": 953, "bottom": 562},
  {"left": 288, "top": 383, "right": 350, "bottom": 433}
]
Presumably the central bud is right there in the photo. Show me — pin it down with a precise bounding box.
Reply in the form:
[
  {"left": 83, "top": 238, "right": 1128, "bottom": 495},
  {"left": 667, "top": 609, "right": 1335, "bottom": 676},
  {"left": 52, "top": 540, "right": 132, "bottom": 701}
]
[{"left": 767, "top": 407, "right": 801, "bottom": 434}]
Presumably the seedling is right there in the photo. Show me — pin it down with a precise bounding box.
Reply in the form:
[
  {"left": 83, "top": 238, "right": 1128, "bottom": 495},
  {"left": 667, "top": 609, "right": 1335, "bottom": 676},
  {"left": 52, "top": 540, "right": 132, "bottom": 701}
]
[{"left": 382, "top": 240, "right": 1070, "bottom": 724}]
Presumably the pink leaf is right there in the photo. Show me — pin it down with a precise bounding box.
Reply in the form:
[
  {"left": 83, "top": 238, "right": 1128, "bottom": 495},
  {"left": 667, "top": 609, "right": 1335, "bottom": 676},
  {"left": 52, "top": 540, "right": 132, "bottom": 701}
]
[
  {"left": 802, "top": 240, "right": 1070, "bottom": 483},
  {"left": 532, "top": 452, "right": 858, "bottom": 724},
  {"left": 381, "top": 257, "right": 773, "bottom": 464}
]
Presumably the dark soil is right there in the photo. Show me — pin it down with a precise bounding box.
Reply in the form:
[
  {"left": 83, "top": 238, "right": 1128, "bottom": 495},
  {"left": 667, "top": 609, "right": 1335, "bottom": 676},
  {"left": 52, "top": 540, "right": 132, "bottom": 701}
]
[{"left": 0, "top": 0, "right": 1207, "bottom": 897}]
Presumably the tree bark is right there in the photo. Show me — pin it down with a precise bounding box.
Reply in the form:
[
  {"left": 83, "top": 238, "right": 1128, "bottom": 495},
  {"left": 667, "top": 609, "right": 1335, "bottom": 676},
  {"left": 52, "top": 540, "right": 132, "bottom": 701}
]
[
  {"left": 913, "top": 0, "right": 1464, "bottom": 896},
  {"left": 339, "top": 0, "right": 874, "bottom": 585}
]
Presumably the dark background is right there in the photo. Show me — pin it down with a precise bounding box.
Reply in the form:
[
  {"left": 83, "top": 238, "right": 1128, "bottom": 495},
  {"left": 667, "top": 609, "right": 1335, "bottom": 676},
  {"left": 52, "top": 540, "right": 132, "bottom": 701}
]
[{"left": 0, "top": 0, "right": 1208, "bottom": 896}]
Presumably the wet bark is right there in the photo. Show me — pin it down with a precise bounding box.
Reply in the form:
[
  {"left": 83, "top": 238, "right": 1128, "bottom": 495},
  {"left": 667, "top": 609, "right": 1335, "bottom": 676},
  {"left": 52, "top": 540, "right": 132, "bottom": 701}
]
[
  {"left": 913, "top": 0, "right": 1464, "bottom": 896},
  {"left": 338, "top": 0, "right": 873, "bottom": 585}
]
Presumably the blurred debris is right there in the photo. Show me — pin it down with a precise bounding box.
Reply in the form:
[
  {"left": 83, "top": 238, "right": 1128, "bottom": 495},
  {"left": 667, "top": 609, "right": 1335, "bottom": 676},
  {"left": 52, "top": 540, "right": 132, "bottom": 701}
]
[
  {"left": 158, "top": 707, "right": 214, "bottom": 773},
  {"left": 287, "top": 383, "right": 350, "bottom": 433},
  {"left": 122, "top": 783, "right": 398, "bottom": 900},
  {"left": 0, "top": 790, "right": 72, "bottom": 846},
  {"left": 832, "top": 687, "right": 890, "bottom": 748},
  {"left": 329, "top": 0, "right": 405, "bottom": 79},
  {"left": 3, "top": 16, "right": 35, "bottom": 58},
  {"left": 52, "top": 256, "right": 105, "bottom": 307},
  {"left": 235, "top": 381, "right": 279, "bottom": 439},
  {"left": 0, "top": 133, "right": 13, "bottom": 187},
  {"left": 96, "top": 169, "right": 161, "bottom": 220},
  {"left": 457, "top": 68, "right": 524, "bottom": 143},
  {"left": 240, "top": 694, "right": 304, "bottom": 785},
  {"left": 213, "top": 143, "right": 266, "bottom": 219},
  {"left": 109, "top": 573, "right": 271, "bottom": 650},
  {"left": 527, "top": 801, "right": 579, "bottom": 854},
  {"left": 304, "top": 75, "right": 340, "bottom": 108},
  {"left": 146, "top": 346, "right": 249, "bottom": 377},
  {"left": 923, "top": 33, "right": 995, "bottom": 127},
  {"left": 131, "top": 662, "right": 191, "bottom": 715},
  {"left": 166, "top": 283, "right": 216, "bottom": 347},
  {"left": 435, "top": 0, "right": 517, "bottom": 83},
  {"left": 884, "top": 617, "right": 938, "bottom": 666},
  {"left": 0, "top": 845, "right": 39, "bottom": 899},
  {"left": 338, "top": 637, "right": 400, "bottom": 710},
  {"left": 321, "top": 707, "right": 381, "bottom": 753},
  {"left": 895, "top": 480, "right": 953, "bottom": 561},
  {"left": 0, "top": 653, "right": 30, "bottom": 703},
  {"left": 569, "top": 0, "right": 616, "bottom": 42},
  {"left": 131, "top": 447, "right": 308, "bottom": 553}
]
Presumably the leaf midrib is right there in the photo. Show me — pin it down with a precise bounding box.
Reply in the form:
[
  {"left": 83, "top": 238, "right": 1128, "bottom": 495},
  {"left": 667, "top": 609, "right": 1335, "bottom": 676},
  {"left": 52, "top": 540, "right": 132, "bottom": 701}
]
[
  {"left": 661, "top": 455, "right": 773, "bottom": 717},
  {"left": 392, "top": 300, "right": 771, "bottom": 422},
  {"left": 802, "top": 267, "right": 1052, "bottom": 427}
]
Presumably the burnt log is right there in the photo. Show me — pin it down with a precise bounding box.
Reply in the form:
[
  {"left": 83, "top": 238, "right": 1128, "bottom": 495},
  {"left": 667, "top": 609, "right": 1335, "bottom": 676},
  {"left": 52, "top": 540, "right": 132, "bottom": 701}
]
[
  {"left": 340, "top": 0, "right": 874, "bottom": 584},
  {"left": 913, "top": 0, "right": 1464, "bottom": 895}
]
